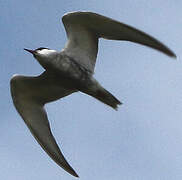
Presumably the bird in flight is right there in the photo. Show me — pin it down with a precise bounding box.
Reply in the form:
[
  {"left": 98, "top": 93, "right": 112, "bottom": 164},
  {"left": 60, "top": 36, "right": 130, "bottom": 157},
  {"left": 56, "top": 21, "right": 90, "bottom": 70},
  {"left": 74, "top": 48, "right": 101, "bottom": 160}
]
[{"left": 10, "top": 11, "right": 176, "bottom": 177}]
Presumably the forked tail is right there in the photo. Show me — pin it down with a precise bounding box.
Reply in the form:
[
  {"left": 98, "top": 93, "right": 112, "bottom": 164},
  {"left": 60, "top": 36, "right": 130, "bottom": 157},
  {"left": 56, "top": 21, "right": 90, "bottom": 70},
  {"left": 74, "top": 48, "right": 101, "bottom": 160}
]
[
  {"left": 94, "top": 87, "right": 122, "bottom": 110},
  {"left": 79, "top": 78, "right": 122, "bottom": 110}
]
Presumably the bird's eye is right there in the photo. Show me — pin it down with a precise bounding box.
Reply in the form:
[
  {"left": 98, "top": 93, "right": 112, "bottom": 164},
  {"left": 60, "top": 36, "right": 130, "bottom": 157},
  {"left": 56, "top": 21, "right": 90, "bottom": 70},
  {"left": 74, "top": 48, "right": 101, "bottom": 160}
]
[{"left": 36, "top": 47, "right": 49, "bottom": 51}]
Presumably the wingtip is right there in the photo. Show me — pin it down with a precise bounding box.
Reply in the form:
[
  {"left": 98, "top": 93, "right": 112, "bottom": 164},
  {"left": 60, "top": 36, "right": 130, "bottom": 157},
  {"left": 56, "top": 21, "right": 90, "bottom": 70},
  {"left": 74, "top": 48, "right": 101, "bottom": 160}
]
[
  {"left": 69, "top": 168, "right": 79, "bottom": 178},
  {"left": 166, "top": 49, "right": 177, "bottom": 59},
  {"left": 59, "top": 161, "right": 79, "bottom": 178},
  {"left": 170, "top": 53, "right": 177, "bottom": 59},
  {"left": 74, "top": 173, "right": 79, "bottom": 178},
  {"left": 69, "top": 170, "right": 79, "bottom": 178}
]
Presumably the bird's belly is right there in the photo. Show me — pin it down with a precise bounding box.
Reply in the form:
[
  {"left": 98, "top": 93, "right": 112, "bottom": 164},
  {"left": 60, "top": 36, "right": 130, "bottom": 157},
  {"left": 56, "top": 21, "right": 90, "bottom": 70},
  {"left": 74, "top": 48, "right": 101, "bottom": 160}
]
[{"left": 49, "top": 54, "right": 92, "bottom": 84}]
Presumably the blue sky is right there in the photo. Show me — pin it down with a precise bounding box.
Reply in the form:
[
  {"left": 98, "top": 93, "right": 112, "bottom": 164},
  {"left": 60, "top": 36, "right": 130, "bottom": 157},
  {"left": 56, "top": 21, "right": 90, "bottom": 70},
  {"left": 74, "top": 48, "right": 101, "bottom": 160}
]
[{"left": 1, "top": 0, "right": 182, "bottom": 180}]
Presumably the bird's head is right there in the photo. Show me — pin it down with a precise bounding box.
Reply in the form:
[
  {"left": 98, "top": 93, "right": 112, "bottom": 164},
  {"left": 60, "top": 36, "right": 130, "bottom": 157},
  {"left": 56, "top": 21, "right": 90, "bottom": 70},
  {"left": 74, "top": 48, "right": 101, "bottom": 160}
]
[
  {"left": 24, "top": 47, "right": 58, "bottom": 59},
  {"left": 24, "top": 47, "right": 58, "bottom": 69}
]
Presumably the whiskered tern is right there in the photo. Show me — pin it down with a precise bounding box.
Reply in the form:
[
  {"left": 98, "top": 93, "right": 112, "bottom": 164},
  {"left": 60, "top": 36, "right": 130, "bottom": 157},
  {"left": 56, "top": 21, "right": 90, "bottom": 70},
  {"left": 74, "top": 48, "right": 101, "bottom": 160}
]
[{"left": 10, "top": 11, "right": 176, "bottom": 177}]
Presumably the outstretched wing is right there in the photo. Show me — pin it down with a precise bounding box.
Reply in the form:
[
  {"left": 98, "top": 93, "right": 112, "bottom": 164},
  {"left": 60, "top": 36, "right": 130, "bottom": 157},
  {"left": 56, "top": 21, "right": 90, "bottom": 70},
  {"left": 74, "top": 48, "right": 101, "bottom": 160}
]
[
  {"left": 10, "top": 72, "right": 78, "bottom": 177},
  {"left": 62, "top": 11, "right": 176, "bottom": 72}
]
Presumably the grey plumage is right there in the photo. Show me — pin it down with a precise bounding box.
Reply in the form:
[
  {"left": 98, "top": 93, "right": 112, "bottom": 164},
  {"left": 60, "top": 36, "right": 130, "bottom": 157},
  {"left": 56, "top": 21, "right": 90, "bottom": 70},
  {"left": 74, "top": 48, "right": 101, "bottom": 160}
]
[{"left": 10, "top": 11, "right": 176, "bottom": 178}]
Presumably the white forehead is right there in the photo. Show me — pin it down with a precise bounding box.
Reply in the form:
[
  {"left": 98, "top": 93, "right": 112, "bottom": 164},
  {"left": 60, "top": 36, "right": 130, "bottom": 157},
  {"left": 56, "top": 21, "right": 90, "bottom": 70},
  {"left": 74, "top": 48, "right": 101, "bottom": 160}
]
[{"left": 37, "top": 49, "right": 57, "bottom": 55}]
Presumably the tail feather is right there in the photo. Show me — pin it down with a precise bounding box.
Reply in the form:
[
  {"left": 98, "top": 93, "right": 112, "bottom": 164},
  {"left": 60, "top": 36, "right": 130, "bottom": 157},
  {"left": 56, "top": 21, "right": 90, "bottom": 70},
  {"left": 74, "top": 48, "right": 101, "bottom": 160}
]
[
  {"left": 93, "top": 88, "right": 122, "bottom": 110},
  {"left": 79, "top": 78, "right": 121, "bottom": 110}
]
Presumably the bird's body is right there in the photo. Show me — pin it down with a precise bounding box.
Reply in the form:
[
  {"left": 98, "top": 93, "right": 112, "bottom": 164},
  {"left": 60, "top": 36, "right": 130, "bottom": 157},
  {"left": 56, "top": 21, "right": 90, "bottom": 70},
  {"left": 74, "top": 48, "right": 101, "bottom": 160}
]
[{"left": 10, "top": 11, "right": 176, "bottom": 177}]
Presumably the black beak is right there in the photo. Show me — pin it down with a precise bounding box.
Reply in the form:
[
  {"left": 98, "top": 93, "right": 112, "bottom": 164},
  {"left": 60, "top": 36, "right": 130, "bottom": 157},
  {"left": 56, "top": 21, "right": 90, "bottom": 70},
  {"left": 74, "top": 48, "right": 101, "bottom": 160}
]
[{"left": 24, "top": 48, "right": 35, "bottom": 54}]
